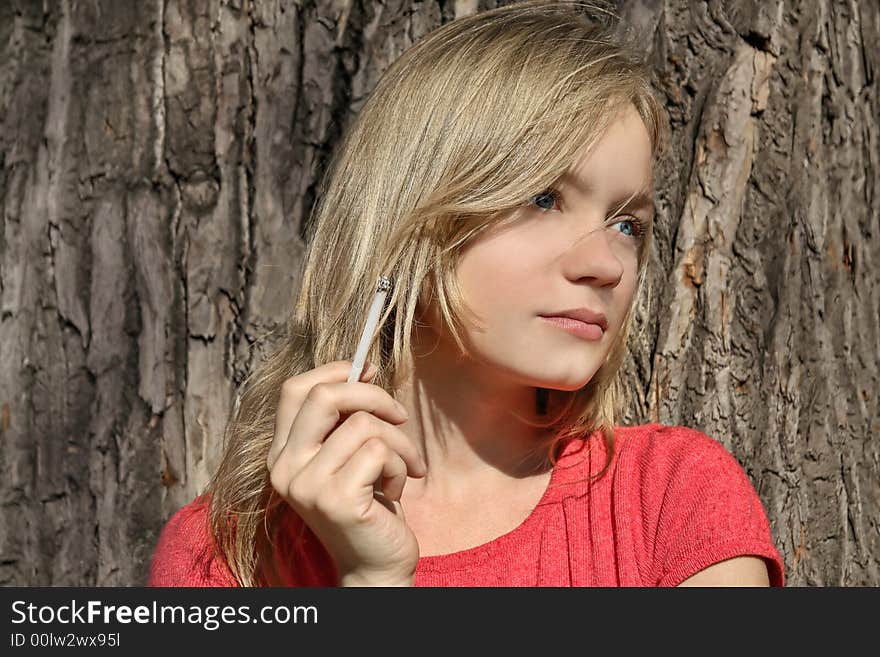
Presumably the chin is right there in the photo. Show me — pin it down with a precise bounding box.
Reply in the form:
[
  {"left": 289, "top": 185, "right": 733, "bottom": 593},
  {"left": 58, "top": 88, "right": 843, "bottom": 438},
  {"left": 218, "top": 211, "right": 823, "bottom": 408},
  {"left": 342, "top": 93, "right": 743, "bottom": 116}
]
[
  {"left": 544, "top": 380, "right": 592, "bottom": 393},
  {"left": 531, "top": 367, "right": 601, "bottom": 392}
]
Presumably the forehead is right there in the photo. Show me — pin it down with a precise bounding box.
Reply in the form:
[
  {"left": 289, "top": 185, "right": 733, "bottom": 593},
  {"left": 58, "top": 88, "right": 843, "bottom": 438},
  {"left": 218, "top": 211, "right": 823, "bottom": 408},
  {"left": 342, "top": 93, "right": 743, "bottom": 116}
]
[{"left": 562, "top": 106, "right": 654, "bottom": 206}]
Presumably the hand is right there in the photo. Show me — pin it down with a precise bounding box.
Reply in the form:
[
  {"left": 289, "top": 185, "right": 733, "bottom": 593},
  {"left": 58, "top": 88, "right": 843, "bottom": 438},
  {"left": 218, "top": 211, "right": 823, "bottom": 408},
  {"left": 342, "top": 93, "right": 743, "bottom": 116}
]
[{"left": 267, "top": 360, "right": 425, "bottom": 586}]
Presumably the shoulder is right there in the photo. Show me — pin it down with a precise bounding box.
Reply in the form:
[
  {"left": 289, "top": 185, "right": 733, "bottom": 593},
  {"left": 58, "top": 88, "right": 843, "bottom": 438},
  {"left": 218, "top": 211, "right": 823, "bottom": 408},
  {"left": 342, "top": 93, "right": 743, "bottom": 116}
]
[
  {"left": 555, "top": 422, "right": 750, "bottom": 492},
  {"left": 612, "top": 423, "right": 785, "bottom": 586},
  {"left": 617, "top": 422, "right": 733, "bottom": 460},
  {"left": 551, "top": 423, "right": 733, "bottom": 489},
  {"left": 614, "top": 421, "right": 763, "bottom": 514},
  {"left": 615, "top": 422, "right": 747, "bottom": 484},
  {"left": 148, "top": 494, "right": 238, "bottom": 587}
]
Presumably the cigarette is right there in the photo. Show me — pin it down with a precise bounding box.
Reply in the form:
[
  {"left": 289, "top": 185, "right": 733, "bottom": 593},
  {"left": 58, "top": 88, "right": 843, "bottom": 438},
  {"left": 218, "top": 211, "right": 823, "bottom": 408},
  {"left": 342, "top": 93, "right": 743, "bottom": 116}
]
[{"left": 347, "top": 276, "right": 393, "bottom": 383}]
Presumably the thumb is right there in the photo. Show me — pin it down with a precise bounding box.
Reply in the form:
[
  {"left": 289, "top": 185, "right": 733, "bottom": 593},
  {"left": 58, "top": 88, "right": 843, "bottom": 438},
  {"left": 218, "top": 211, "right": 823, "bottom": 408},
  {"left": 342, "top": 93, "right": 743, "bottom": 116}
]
[{"left": 362, "top": 362, "right": 378, "bottom": 379}]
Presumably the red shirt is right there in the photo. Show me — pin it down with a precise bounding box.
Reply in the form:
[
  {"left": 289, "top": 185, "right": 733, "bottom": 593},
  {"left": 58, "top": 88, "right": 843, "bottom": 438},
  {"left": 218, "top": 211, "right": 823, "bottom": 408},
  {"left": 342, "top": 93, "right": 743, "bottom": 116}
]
[{"left": 148, "top": 423, "right": 785, "bottom": 586}]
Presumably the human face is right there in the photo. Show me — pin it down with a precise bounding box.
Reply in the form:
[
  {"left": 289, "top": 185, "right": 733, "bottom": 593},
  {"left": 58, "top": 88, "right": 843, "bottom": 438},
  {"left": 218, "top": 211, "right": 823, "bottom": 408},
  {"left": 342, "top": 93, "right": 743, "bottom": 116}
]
[{"left": 444, "top": 105, "right": 654, "bottom": 392}]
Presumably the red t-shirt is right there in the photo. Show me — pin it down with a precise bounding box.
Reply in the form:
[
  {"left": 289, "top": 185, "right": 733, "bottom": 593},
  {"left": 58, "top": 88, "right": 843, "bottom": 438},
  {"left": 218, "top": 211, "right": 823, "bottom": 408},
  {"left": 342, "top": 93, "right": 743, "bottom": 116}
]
[{"left": 148, "top": 423, "right": 785, "bottom": 586}]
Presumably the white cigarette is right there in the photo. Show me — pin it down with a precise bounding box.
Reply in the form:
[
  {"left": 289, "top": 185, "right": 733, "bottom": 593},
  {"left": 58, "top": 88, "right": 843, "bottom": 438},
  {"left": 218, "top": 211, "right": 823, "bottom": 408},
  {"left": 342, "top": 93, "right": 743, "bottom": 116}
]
[{"left": 347, "top": 276, "right": 393, "bottom": 383}]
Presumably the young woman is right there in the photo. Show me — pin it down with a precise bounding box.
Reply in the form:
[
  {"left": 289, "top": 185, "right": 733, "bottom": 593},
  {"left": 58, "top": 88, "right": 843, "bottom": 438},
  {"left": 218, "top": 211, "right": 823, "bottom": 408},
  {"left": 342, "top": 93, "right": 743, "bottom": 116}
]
[{"left": 149, "top": 0, "right": 785, "bottom": 587}]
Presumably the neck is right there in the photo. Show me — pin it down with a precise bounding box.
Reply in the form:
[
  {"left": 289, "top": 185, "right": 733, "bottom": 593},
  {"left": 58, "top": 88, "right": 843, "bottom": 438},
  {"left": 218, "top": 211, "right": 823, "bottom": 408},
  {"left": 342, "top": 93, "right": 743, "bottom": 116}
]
[{"left": 393, "top": 326, "right": 558, "bottom": 502}]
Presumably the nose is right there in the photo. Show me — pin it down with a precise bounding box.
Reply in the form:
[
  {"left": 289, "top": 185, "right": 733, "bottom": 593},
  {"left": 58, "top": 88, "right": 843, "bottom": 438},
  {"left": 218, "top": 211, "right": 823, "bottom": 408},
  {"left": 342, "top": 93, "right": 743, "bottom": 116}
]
[{"left": 559, "top": 225, "right": 626, "bottom": 287}]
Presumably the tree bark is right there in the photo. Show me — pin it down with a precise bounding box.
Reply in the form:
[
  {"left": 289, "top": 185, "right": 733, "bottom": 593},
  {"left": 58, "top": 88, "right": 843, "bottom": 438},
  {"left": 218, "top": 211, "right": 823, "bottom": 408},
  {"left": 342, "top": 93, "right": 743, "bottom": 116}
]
[{"left": 0, "top": 0, "right": 877, "bottom": 586}]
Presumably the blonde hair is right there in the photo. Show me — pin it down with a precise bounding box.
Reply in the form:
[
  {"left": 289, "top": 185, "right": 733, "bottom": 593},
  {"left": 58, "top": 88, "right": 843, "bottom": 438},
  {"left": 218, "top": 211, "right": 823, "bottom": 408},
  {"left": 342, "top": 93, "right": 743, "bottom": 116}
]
[{"left": 205, "top": 0, "right": 669, "bottom": 586}]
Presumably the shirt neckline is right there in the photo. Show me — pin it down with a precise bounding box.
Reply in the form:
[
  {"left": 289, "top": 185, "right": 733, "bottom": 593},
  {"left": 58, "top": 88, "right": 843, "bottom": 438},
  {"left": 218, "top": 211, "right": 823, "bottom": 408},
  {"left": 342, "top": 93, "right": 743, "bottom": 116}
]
[{"left": 414, "top": 429, "right": 605, "bottom": 573}]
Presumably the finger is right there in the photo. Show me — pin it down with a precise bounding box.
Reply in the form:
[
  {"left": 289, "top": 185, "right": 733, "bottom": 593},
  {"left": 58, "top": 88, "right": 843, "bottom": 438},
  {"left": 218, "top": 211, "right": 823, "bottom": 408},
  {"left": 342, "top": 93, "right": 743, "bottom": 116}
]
[
  {"left": 334, "top": 437, "right": 409, "bottom": 504},
  {"left": 275, "top": 381, "right": 408, "bottom": 476},
  {"left": 304, "top": 410, "right": 426, "bottom": 481},
  {"left": 267, "top": 360, "right": 378, "bottom": 470},
  {"left": 377, "top": 469, "right": 408, "bottom": 503}
]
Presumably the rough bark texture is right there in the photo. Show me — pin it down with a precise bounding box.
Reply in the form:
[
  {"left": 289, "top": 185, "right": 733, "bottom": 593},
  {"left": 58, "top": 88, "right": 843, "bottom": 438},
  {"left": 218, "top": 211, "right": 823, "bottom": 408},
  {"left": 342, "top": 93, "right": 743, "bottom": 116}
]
[{"left": 0, "top": 0, "right": 877, "bottom": 586}]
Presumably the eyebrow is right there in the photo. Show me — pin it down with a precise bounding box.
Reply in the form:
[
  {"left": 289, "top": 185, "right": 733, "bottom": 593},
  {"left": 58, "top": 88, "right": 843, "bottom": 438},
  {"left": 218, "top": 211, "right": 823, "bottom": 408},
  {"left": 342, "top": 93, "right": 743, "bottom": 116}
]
[{"left": 559, "top": 172, "right": 655, "bottom": 217}]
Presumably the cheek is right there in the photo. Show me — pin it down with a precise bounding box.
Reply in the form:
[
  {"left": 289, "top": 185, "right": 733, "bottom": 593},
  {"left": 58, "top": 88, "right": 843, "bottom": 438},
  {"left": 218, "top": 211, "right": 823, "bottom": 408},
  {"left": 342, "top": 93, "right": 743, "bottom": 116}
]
[
  {"left": 611, "top": 262, "right": 641, "bottom": 329},
  {"left": 609, "top": 236, "right": 641, "bottom": 267},
  {"left": 456, "top": 241, "right": 538, "bottom": 311}
]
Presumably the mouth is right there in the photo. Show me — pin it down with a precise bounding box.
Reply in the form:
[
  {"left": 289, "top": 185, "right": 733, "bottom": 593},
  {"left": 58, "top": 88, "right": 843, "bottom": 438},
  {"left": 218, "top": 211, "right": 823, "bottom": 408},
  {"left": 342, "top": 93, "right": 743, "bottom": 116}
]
[
  {"left": 539, "top": 315, "right": 605, "bottom": 341},
  {"left": 539, "top": 306, "right": 608, "bottom": 330}
]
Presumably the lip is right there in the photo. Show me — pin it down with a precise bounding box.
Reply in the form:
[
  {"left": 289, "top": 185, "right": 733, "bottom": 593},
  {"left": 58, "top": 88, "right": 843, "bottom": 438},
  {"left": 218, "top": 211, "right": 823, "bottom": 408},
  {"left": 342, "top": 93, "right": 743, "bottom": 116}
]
[
  {"left": 539, "top": 307, "right": 608, "bottom": 331},
  {"left": 540, "top": 315, "right": 604, "bottom": 341}
]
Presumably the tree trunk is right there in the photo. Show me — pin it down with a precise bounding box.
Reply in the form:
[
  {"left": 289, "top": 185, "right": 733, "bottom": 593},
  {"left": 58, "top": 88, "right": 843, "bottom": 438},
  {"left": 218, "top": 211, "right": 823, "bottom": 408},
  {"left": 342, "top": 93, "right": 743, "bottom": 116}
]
[{"left": 0, "top": 0, "right": 876, "bottom": 586}]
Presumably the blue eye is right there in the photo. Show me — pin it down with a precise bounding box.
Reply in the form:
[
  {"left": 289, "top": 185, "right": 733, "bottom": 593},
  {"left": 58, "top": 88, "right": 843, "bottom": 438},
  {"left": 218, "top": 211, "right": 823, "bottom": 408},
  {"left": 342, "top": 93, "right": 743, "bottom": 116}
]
[
  {"left": 530, "top": 190, "right": 648, "bottom": 242},
  {"left": 616, "top": 219, "right": 635, "bottom": 236},
  {"left": 531, "top": 190, "right": 558, "bottom": 211},
  {"left": 612, "top": 216, "right": 646, "bottom": 240}
]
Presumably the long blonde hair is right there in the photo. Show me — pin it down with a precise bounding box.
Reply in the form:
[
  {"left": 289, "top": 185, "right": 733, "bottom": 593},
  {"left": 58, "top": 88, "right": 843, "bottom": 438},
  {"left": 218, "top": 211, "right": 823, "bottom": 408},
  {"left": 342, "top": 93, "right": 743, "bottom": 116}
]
[{"left": 205, "top": 0, "right": 668, "bottom": 586}]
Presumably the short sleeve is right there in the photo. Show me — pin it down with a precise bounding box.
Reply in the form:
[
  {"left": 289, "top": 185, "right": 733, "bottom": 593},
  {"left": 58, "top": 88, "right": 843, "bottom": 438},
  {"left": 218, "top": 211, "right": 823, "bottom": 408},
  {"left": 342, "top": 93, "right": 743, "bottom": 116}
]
[
  {"left": 148, "top": 496, "right": 239, "bottom": 587},
  {"left": 633, "top": 426, "right": 785, "bottom": 587}
]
